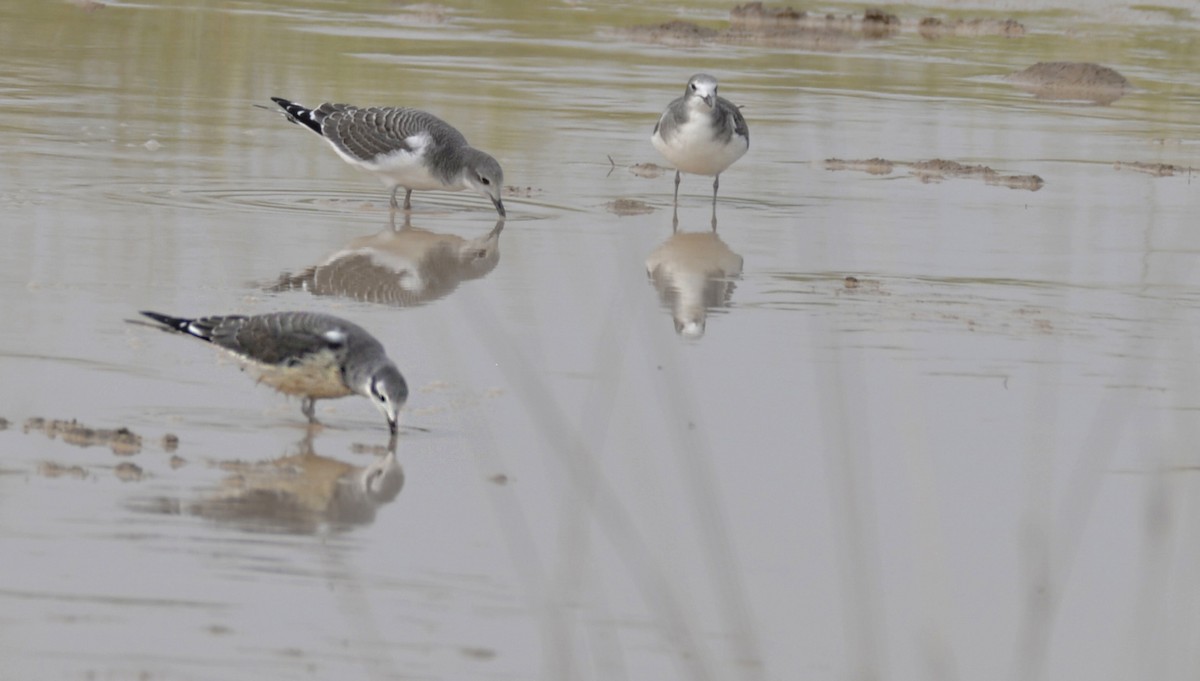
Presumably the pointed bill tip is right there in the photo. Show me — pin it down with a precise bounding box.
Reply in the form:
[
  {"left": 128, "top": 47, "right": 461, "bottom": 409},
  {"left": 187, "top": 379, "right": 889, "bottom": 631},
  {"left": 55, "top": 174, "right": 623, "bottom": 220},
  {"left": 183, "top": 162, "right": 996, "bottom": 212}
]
[{"left": 493, "top": 198, "right": 506, "bottom": 218}]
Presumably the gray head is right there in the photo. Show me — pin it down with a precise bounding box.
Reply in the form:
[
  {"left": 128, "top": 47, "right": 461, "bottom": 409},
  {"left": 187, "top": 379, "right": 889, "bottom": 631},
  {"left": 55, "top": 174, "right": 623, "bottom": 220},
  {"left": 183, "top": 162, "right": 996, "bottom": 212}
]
[
  {"left": 354, "top": 360, "right": 408, "bottom": 435},
  {"left": 684, "top": 73, "right": 720, "bottom": 109},
  {"left": 460, "top": 148, "right": 506, "bottom": 217}
]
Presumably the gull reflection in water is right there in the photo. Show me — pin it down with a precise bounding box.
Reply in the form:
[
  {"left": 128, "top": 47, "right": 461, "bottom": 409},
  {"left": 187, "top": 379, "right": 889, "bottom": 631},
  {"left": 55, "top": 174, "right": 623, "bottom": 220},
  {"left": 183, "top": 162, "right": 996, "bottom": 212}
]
[
  {"left": 645, "top": 213, "right": 744, "bottom": 338},
  {"left": 269, "top": 214, "right": 504, "bottom": 307},
  {"left": 133, "top": 432, "right": 404, "bottom": 535}
]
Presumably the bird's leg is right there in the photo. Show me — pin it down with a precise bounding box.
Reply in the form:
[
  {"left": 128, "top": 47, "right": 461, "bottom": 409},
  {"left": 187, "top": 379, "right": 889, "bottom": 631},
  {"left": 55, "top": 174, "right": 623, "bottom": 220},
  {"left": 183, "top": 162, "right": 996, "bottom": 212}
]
[
  {"left": 712, "top": 173, "right": 720, "bottom": 206},
  {"left": 389, "top": 186, "right": 401, "bottom": 210},
  {"left": 672, "top": 204, "right": 680, "bottom": 233},
  {"left": 301, "top": 397, "right": 318, "bottom": 424},
  {"left": 403, "top": 189, "right": 413, "bottom": 211},
  {"left": 710, "top": 204, "right": 718, "bottom": 232},
  {"left": 673, "top": 170, "right": 681, "bottom": 206},
  {"left": 300, "top": 426, "right": 319, "bottom": 453}
]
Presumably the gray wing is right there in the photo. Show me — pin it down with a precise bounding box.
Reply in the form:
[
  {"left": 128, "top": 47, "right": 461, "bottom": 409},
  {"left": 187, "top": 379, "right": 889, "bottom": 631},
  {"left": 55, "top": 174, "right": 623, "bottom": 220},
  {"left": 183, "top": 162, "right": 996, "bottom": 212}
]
[
  {"left": 210, "top": 312, "right": 362, "bottom": 367},
  {"left": 715, "top": 97, "right": 749, "bottom": 147},
  {"left": 314, "top": 104, "right": 468, "bottom": 163},
  {"left": 652, "top": 95, "right": 687, "bottom": 141}
]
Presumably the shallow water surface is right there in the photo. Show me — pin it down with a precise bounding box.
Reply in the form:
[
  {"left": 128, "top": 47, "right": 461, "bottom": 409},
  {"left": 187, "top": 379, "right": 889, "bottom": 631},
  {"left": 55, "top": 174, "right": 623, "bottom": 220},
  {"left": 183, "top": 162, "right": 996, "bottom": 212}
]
[{"left": 2, "top": 1, "right": 1200, "bottom": 680}]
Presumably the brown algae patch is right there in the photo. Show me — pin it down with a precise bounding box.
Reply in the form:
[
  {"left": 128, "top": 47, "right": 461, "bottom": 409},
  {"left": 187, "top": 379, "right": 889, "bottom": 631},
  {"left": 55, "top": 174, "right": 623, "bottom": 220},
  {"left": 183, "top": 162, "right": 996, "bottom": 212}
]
[
  {"left": 827, "top": 158, "right": 1043, "bottom": 191},
  {"left": 1004, "top": 62, "right": 1130, "bottom": 104},
  {"left": 23, "top": 417, "right": 144, "bottom": 455}
]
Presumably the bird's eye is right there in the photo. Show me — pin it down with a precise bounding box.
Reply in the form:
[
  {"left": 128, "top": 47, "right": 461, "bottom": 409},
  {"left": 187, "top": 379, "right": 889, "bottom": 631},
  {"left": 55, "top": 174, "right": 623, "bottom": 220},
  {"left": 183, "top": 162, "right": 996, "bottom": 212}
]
[
  {"left": 480, "top": 176, "right": 491, "bottom": 186},
  {"left": 690, "top": 83, "right": 697, "bottom": 90}
]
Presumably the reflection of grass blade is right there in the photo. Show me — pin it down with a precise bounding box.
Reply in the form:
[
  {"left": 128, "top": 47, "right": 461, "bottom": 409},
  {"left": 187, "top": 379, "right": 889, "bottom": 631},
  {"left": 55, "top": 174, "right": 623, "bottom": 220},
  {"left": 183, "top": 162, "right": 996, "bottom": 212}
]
[
  {"left": 811, "top": 346, "right": 885, "bottom": 681},
  {"left": 631, "top": 271, "right": 766, "bottom": 680},
  {"left": 456, "top": 271, "right": 724, "bottom": 681}
]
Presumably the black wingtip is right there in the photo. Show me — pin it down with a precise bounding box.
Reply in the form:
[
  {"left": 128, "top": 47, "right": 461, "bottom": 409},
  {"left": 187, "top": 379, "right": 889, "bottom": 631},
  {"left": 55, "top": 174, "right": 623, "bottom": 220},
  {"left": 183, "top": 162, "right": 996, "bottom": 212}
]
[
  {"left": 139, "top": 310, "right": 187, "bottom": 329},
  {"left": 136, "top": 310, "right": 201, "bottom": 335},
  {"left": 270, "top": 96, "right": 323, "bottom": 135}
]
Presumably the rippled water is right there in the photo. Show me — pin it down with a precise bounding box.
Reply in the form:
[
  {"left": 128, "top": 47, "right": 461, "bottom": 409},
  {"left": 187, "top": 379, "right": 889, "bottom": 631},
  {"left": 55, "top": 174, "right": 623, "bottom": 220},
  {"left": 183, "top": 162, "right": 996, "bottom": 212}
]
[{"left": 3, "top": 1, "right": 1200, "bottom": 680}]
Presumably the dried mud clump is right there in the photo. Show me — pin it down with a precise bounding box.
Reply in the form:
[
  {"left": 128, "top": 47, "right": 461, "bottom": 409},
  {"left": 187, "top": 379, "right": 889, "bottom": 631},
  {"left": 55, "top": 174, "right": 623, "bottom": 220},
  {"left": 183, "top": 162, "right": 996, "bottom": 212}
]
[
  {"left": 827, "top": 157, "right": 1044, "bottom": 191},
  {"left": 38, "top": 462, "right": 88, "bottom": 479},
  {"left": 607, "top": 198, "right": 656, "bottom": 216},
  {"left": 391, "top": 3, "right": 451, "bottom": 24},
  {"left": 910, "top": 159, "right": 1044, "bottom": 190},
  {"left": 619, "top": 6, "right": 878, "bottom": 51},
  {"left": 824, "top": 158, "right": 895, "bottom": 175},
  {"left": 838, "top": 276, "right": 886, "bottom": 295},
  {"left": 618, "top": 20, "right": 720, "bottom": 46},
  {"left": 629, "top": 162, "right": 669, "bottom": 179},
  {"left": 1005, "top": 62, "right": 1130, "bottom": 104},
  {"left": 114, "top": 462, "right": 145, "bottom": 482},
  {"left": 918, "top": 17, "right": 1025, "bottom": 39},
  {"left": 727, "top": 3, "right": 898, "bottom": 32},
  {"left": 1113, "top": 161, "right": 1195, "bottom": 177},
  {"left": 910, "top": 159, "right": 996, "bottom": 179},
  {"left": 503, "top": 185, "right": 542, "bottom": 198},
  {"left": 861, "top": 8, "right": 901, "bottom": 37},
  {"left": 728, "top": 2, "right": 807, "bottom": 27},
  {"left": 619, "top": 5, "right": 1021, "bottom": 51},
  {"left": 23, "top": 417, "right": 144, "bottom": 456}
]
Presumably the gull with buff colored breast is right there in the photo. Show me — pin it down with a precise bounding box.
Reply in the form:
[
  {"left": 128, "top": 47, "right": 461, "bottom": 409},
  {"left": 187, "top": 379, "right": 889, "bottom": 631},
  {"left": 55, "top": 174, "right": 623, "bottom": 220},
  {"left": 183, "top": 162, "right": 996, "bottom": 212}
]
[{"left": 136, "top": 311, "right": 407, "bottom": 434}]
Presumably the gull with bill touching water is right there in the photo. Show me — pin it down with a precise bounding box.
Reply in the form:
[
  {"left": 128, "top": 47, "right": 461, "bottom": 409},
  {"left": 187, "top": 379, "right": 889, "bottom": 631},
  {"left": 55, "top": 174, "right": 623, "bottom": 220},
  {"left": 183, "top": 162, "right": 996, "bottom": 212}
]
[
  {"left": 651, "top": 74, "right": 749, "bottom": 207},
  {"left": 135, "top": 311, "right": 408, "bottom": 434},
  {"left": 270, "top": 97, "right": 506, "bottom": 217}
]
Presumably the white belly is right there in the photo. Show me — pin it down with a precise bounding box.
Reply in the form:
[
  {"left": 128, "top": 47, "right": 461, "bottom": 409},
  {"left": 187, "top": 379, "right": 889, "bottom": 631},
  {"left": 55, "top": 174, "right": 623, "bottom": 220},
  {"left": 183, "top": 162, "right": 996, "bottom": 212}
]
[
  {"left": 332, "top": 132, "right": 462, "bottom": 191},
  {"left": 652, "top": 116, "right": 748, "bottom": 176}
]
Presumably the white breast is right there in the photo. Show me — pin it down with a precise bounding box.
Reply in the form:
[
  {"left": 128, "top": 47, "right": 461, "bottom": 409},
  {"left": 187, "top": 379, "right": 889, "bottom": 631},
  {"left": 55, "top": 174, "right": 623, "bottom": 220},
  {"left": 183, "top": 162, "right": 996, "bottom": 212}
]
[{"left": 652, "top": 116, "right": 748, "bottom": 177}]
